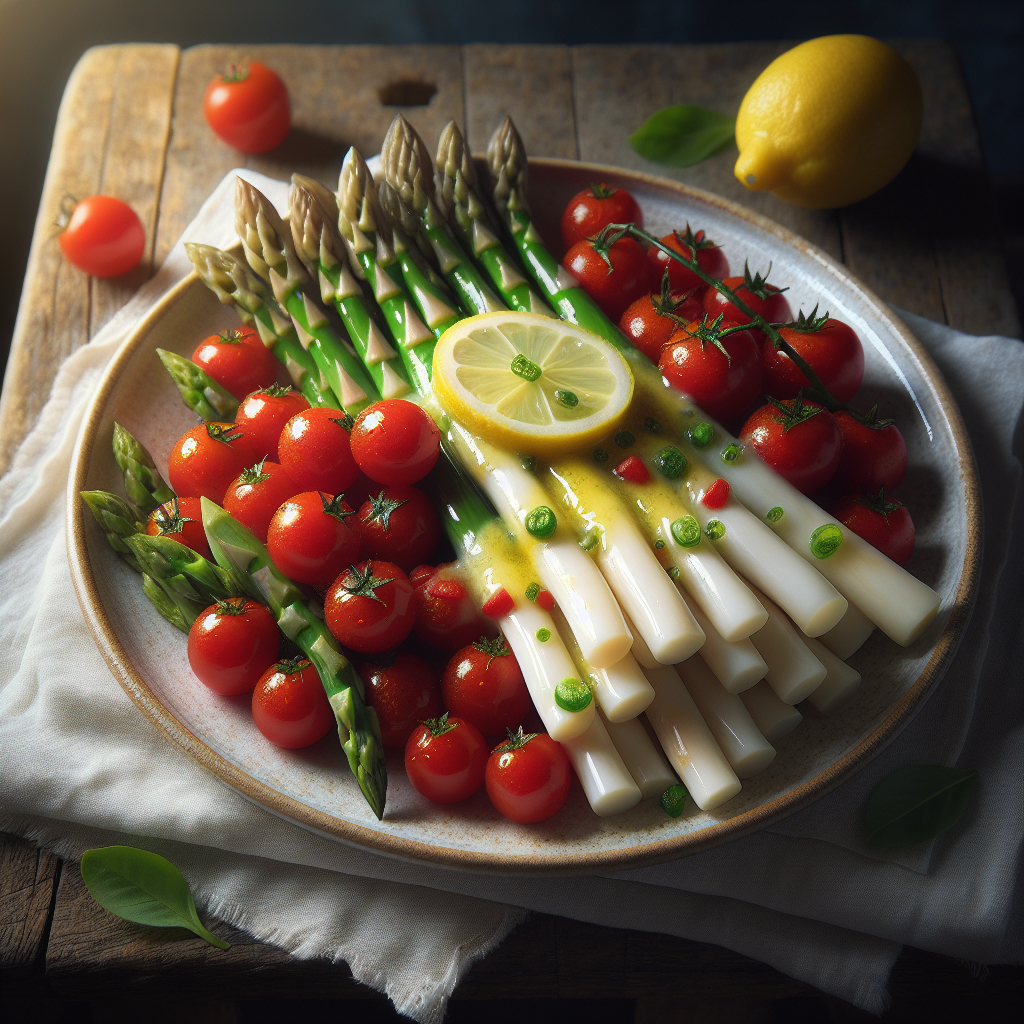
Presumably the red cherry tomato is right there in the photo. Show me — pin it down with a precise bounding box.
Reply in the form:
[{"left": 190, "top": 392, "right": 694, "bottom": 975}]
[
  {"left": 354, "top": 484, "right": 440, "bottom": 573},
  {"left": 222, "top": 460, "right": 301, "bottom": 543},
  {"left": 266, "top": 492, "right": 362, "bottom": 587},
  {"left": 618, "top": 288, "right": 704, "bottom": 364},
  {"left": 192, "top": 327, "right": 277, "bottom": 401},
  {"left": 278, "top": 407, "right": 360, "bottom": 494},
  {"left": 349, "top": 400, "right": 441, "bottom": 486},
  {"left": 740, "top": 399, "right": 842, "bottom": 494},
  {"left": 830, "top": 490, "right": 915, "bottom": 566},
  {"left": 485, "top": 727, "right": 573, "bottom": 824},
  {"left": 145, "top": 496, "right": 211, "bottom": 559},
  {"left": 761, "top": 317, "right": 865, "bottom": 403},
  {"left": 703, "top": 272, "right": 792, "bottom": 337},
  {"left": 564, "top": 236, "right": 652, "bottom": 321},
  {"left": 187, "top": 598, "right": 279, "bottom": 696},
  {"left": 203, "top": 62, "right": 290, "bottom": 154},
  {"left": 412, "top": 565, "right": 493, "bottom": 652},
  {"left": 357, "top": 651, "right": 442, "bottom": 749},
  {"left": 658, "top": 320, "right": 762, "bottom": 422},
  {"left": 58, "top": 195, "right": 145, "bottom": 278},
  {"left": 405, "top": 713, "right": 488, "bottom": 803},
  {"left": 234, "top": 385, "right": 310, "bottom": 463},
  {"left": 647, "top": 229, "right": 729, "bottom": 295},
  {"left": 324, "top": 560, "right": 416, "bottom": 654},
  {"left": 560, "top": 183, "right": 643, "bottom": 250},
  {"left": 251, "top": 657, "right": 334, "bottom": 749},
  {"left": 442, "top": 636, "right": 532, "bottom": 737},
  {"left": 168, "top": 422, "right": 252, "bottom": 502},
  {"left": 833, "top": 410, "right": 908, "bottom": 494}
]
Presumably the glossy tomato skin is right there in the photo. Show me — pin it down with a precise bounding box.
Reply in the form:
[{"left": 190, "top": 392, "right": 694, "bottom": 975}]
[
  {"left": 235, "top": 387, "right": 310, "bottom": 462},
  {"left": 168, "top": 422, "right": 251, "bottom": 502},
  {"left": 145, "top": 496, "right": 211, "bottom": 559},
  {"left": 830, "top": 493, "right": 915, "bottom": 566},
  {"left": 618, "top": 290, "right": 704, "bottom": 364},
  {"left": 740, "top": 400, "right": 842, "bottom": 494},
  {"left": 192, "top": 327, "right": 276, "bottom": 401},
  {"left": 442, "top": 639, "right": 531, "bottom": 737},
  {"left": 357, "top": 651, "right": 442, "bottom": 749},
  {"left": 560, "top": 183, "right": 643, "bottom": 250},
  {"left": 251, "top": 659, "right": 334, "bottom": 749},
  {"left": 203, "top": 62, "right": 290, "bottom": 153},
  {"left": 405, "top": 715, "right": 488, "bottom": 803},
  {"left": 760, "top": 319, "right": 865, "bottom": 403},
  {"left": 564, "top": 237, "right": 652, "bottom": 321},
  {"left": 187, "top": 598, "right": 279, "bottom": 696},
  {"left": 833, "top": 411, "right": 908, "bottom": 493},
  {"left": 355, "top": 484, "right": 440, "bottom": 573},
  {"left": 703, "top": 275, "right": 792, "bottom": 335},
  {"left": 647, "top": 231, "right": 729, "bottom": 295},
  {"left": 658, "top": 320, "right": 762, "bottom": 422},
  {"left": 266, "top": 492, "right": 362, "bottom": 587},
  {"left": 413, "top": 565, "right": 493, "bottom": 652},
  {"left": 325, "top": 560, "right": 416, "bottom": 654},
  {"left": 278, "top": 407, "right": 360, "bottom": 494},
  {"left": 223, "top": 461, "right": 301, "bottom": 544},
  {"left": 485, "top": 732, "right": 573, "bottom": 824},
  {"left": 349, "top": 400, "right": 441, "bottom": 486},
  {"left": 58, "top": 195, "right": 145, "bottom": 278}
]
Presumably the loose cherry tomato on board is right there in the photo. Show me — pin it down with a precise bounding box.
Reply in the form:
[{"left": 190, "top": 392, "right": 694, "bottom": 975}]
[
  {"left": 251, "top": 657, "right": 334, "bottom": 749},
  {"left": 442, "top": 635, "right": 532, "bottom": 737},
  {"left": 563, "top": 236, "right": 652, "bottom": 321},
  {"left": 349, "top": 400, "right": 441, "bottom": 486},
  {"left": 829, "top": 489, "right": 915, "bottom": 566},
  {"left": 647, "top": 227, "right": 729, "bottom": 296},
  {"left": 485, "top": 726, "right": 573, "bottom": 824},
  {"left": 740, "top": 397, "right": 842, "bottom": 495},
  {"left": 832, "top": 410, "right": 908, "bottom": 494},
  {"left": 560, "top": 183, "right": 643, "bottom": 250},
  {"left": 192, "top": 327, "right": 277, "bottom": 401},
  {"left": 325, "top": 560, "right": 416, "bottom": 654},
  {"left": 355, "top": 485, "right": 440, "bottom": 573},
  {"left": 266, "top": 492, "right": 362, "bottom": 587},
  {"left": 658, "top": 317, "right": 762, "bottom": 423},
  {"left": 203, "top": 62, "right": 290, "bottom": 154},
  {"left": 222, "top": 459, "right": 301, "bottom": 543},
  {"left": 278, "top": 407, "right": 360, "bottom": 494},
  {"left": 187, "top": 597, "right": 279, "bottom": 696},
  {"left": 405, "top": 713, "right": 488, "bottom": 804},
  {"left": 235, "top": 385, "right": 310, "bottom": 463},
  {"left": 412, "top": 564, "right": 494, "bottom": 652},
  {"left": 703, "top": 266, "right": 792, "bottom": 337},
  {"left": 57, "top": 195, "right": 145, "bottom": 278},
  {"left": 168, "top": 422, "right": 252, "bottom": 502},
  {"left": 146, "top": 496, "right": 211, "bottom": 560},
  {"left": 618, "top": 271, "right": 704, "bottom": 364},
  {"left": 357, "top": 651, "right": 442, "bottom": 749}
]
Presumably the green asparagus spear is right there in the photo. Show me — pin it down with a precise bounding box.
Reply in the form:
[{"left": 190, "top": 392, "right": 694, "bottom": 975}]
[
  {"left": 111, "top": 423, "right": 175, "bottom": 514},
  {"left": 156, "top": 348, "right": 239, "bottom": 422},
  {"left": 141, "top": 573, "right": 194, "bottom": 632},
  {"left": 79, "top": 490, "right": 146, "bottom": 571},
  {"left": 125, "top": 534, "right": 240, "bottom": 604}
]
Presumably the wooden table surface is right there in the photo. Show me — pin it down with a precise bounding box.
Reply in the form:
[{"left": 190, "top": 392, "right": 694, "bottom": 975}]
[{"left": 1, "top": 41, "right": 1020, "bottom": 1021}]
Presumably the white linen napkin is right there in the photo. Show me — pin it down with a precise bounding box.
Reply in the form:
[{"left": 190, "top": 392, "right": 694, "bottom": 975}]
[{"left": 1, "top": 171, "right": 1021, "bottom": 1021}]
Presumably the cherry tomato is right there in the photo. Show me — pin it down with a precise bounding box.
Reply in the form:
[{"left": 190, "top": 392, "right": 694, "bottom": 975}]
[
  {"left": 145, "top": 496, "right": 211, "bottom": 559},
  {"left": 349, "top": 400, "right": 441, "bottom": 486},
  {"left": 564, "top": 236, "right": 652, "bottom": 321},
  {"left": 57, "top": 195, "right": 145, "bottom": 278},
  {"left": 647, "top": 228, "right": 729, "bottom": 295},
  {"left": 618, "top": 285, "right": 704, "bottom": 364},
  {"left": 658, "top": 319, "right": 762, "bottom": 422},
  {"left": 235, "top": 385, "right": 310, "bottom": 463},
  {"left": 833, "top": 410, "right": 908, "bottom": 494},
  {"left": 740, "top": 398, "right": 841, "bottom": 494},
  {"left": 278, "top": 407, "right": 360, "bottom": 494},
  {"left": 192, "top": 327, "right": 277, "bottom": 401},
  {"left": 266, "top": 492, "right": 362, "bottom": 587},
  {"left": 830, "top": 490, "right": 915, "bottom": 566},
  {"left": 760, "top": 317, "right": 865, "bottom": 403},
  {"left": 251, "top": 657, "right": 334, "bottom": 749},
  {"left": 442, "top": 636, "right": 532, "bottom": 737},
  {"left": 560, "top": 183, "right": 643, "bottom": 250},
  {"left": 354, "top": 485, "right": 440, "bottom": 573},
  {"left": 412, "top": 564, "right": 494, "bottom": 652},
  {"left": 703, "top": 270, "right": 792, "bottom": 338},
  {"left": 325, "top": 560, "right": 416, "bottom": 654},
  {"left": 485, "top": 727, "right": 573, "bottom": 824},
  {"left": 405, "top": 713, "right": 488, "bottom": 803},
  {"left": 203, "top": 62, "right": 290, "bottom": 153},
  {"left": 222, "top": 460, "right": 301, "bottom": 543},
  {"left": 168, "top": 422, "right": 252, "bottom": 503},
  {"left": 357, "top": 651, "right": 442, "bottom": 749},
  {"left": 187, "top": 598, "right": 279, "bottom": 696}
]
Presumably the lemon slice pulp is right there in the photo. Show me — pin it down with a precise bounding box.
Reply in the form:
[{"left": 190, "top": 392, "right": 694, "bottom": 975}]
[{"left": 432, "top": 312, "right": 634, "bottom": 457}]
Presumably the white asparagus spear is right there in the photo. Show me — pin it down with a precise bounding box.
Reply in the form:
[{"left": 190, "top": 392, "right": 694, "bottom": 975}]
[
  {"left": 644, "top": 665, "right": 741, "bottom": 810},
  {"left": 739, "top": 682, "right": 804, "bottom": 743},
  {"left": 801, "top": 637, "right": 863, "bottom": 714},
  {"left": 746, "top": 585, "right": 827, "bottom": 704},
  {"left": 675, "top": 658, "right": 777, "bottom": 779},
  {"left": 561, "top": 714, "right": 642, "bottom": 816},
  {"left": 621, "top": 610, "right": 661, "bottom": 669},
  {"left": 686, "top": 598, "right": 768, "bottom": 694},
  {"left": 819, "top": 601, "right": 876, "bottom": 660},
  {"left": 600, "top": 710, "right": 678, "bottom": 798}
]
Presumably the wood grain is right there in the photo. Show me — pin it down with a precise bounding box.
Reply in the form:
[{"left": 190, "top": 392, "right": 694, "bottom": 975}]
[{"left": 0, "top": 832, "right": 59, "bottom": 976}]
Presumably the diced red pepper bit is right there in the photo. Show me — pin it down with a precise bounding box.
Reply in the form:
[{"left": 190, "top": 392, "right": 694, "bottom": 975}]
[
  {"left": 482, "top": 587, "right": 515, "bottom": 618},
  {"left": 702, "top": 478, "right": 730, "bottom": 510},
  {"left": 613, "top": 454, "right": 650, "bottom": 484},
  {"left": 535, "top": 588, "right": 555, "bottom": 613},
  {"left": 428, "top": 578, "right": 468, "bottom": 601}
]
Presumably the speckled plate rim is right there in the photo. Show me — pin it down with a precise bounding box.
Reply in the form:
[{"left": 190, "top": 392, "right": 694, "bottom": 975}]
[{"left": 67, "top": 159, "right": 982, "bottom": 875}]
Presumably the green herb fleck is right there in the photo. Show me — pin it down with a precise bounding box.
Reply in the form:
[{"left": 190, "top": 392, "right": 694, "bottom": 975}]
[
  {"left": 525, "top": 582, "right": 541, "bottom": 602},
  {"left": 593, "top": 448, "right": 609, "bottom": 463},
  {"left": 689, "top": 422, "right": 714, "bottom": 448},
  {"left": 511, "top": 353, "right": 542, "bottom": 381},
  {"left": 653, "top": 445, "right": 687, "bottom": 479},
  {"left": 614, "top": 430, "right": 635, "bottom": 448},
  {"left": 536, "top": 627, "right": 551, "bottom": 643},
  {"left": 555, "top": 389, "right": 579, "bottom": 408},
  {"left": 810, "top": 523, "right": 843, "bottom": 559},
  {"left": 666, "top": 565, "right": 680, "bottom": 580},
  {"left": 720, "top": 443, "right": 743, "bottom": 464},
  {"left": 525, "top": 505, "right": 557, "bottom": 538},
  {"left": 654, "top": 539, "right": 665, "bottom": 550},
  {"left": 671, "top": 515, "right": 701, "bottom": 547},
  {"left": 644, "top": 417, "right": 663, "bottom": 433},
  {"left": 554, "top": 677, "right": 592, "bottom": 712},
  {"left": 705, "top": 519, "right": 726, "bottom": 541},
  {"left": 766, "top": 506, "right": 784, "bottom": 523},
  {"left": 661, "top": 784, "right": 689, "bottom": 817},
  {"left": 520, "top": 454, "right": 536, "bottom": 472}
]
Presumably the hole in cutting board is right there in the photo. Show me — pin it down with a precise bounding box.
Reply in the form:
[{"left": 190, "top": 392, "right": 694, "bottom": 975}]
[{"left": 378, "top": 80, "right": 437, "bottom": 107}]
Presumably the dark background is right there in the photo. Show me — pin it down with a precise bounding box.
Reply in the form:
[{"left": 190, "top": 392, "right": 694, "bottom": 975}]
[{"left": 1, "top": 0, "right": 1021, "bottom": 371}]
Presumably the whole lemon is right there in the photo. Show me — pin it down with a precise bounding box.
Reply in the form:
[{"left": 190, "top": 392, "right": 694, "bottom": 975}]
[{"left": 734, "top": 35, "right": 923, "bottom": 209}]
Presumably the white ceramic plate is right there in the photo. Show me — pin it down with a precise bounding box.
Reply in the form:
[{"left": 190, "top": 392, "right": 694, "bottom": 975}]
[{"left": 67, "top": 160, "right": 980, "bottom": 873}]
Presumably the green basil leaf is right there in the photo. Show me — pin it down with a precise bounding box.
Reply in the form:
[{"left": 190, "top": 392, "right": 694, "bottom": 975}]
[
  {"left": 864, "top": 765, "right": 979, "bottom": 847},
  {"left": 80, "top": 846, "right": 229, "bottom": 949},
  {"left": 629, "top": 106, "right": 736, "bottom": 168}
]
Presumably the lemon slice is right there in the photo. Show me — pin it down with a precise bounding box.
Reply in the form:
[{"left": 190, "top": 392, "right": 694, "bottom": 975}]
[{"left": 432, "top": 312, "right": 634, "bottom": 457}]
